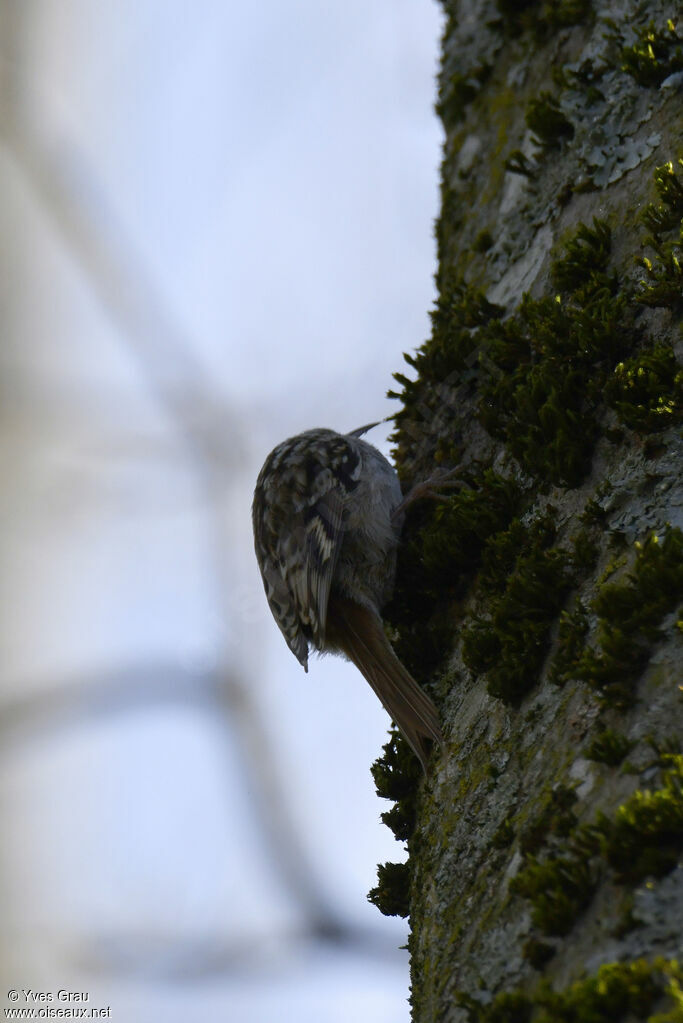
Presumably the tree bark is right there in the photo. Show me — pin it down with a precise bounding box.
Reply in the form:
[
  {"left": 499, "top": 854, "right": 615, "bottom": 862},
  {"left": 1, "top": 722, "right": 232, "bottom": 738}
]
[{"left": 370, "top": 1, "right": 683, "bottom": 1019}]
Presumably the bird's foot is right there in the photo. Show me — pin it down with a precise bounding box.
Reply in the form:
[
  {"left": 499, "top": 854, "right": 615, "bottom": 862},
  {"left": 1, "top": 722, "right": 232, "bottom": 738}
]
[{"left": 393, "top": 466, "right": 463, "bottom": 519}]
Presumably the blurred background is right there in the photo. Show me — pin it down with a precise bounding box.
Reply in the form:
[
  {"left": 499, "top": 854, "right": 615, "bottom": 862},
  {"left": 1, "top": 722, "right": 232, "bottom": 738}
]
[{"left": 0, "top": 2, "right": 442, "bottom": 1020}]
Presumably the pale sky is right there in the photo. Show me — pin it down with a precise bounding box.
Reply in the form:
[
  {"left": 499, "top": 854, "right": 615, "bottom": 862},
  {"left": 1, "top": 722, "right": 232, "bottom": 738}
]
[{"left": 0, "top": 3, "right": 444, "bottom": 1019}]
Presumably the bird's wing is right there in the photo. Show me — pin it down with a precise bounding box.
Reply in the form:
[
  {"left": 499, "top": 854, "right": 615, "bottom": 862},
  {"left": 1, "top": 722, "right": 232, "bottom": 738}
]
[
  {"left": 252, "top": 431, "right": 361, "bottom": 668},
  {"left": 299, "top": 483, "right": 346, "bottom": 649},
  {"left": 254, "top": 544, "right": 311, "bottom": 668}
]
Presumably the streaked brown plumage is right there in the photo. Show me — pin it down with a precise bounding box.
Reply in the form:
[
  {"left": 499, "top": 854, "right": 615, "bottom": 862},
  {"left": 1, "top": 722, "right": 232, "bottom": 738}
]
[{"left": 252, "top": 427, "right": 442, "bottom": 771}]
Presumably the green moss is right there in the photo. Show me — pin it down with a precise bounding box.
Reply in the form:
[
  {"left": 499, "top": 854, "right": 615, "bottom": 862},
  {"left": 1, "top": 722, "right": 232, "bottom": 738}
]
[
  {"left": 570, "top": 529, "right": 600, "bottom": 572},
  {"left": 367, "top": 731, "right": 424, "bottom": 915},
  {"left": 435, "top": 5, "right": 492, "bottom": 129},
  {"left": 462, "top": 623, "right": 502, "bottom": 674},
  {"left": 545, "top": 528, "right": 682, "bottom": 704},
  {"left": 604, "top": 344, "right": 683, "bottom": 432},
  {"left": 421, "top": 470, "right": 524, "bottom": 585},
  {"left": 509, "top": 758, "right": 683, "bottom": 938},
  {"left": 635, "top": 157, "right": 683, "bottom": 308},
  {"left": 589, "top": 755, "right": 683, "bottom": 883},
  {"left": 612, "top": 890, "right": 640, "bottom": 938},
  {"left": 510, "top": 850, "right": 597, "bottom": 935},
  {"left": 392, "top": 165, "right": 677, "bottom": 503},
  {"left": 620, "top": 19, "right": 683, "bottom": 87},
  {"left": 388, "top": 280, "right": 504, "bottom": 428},
  {"left": 383, "top": 468, "right": 524, "bottom": 681},
  {"left": 459, "top": 959, "right": 682, "bottom": 1023},
  {"left": 495, "top": 0, "right": 593, "bottom": 38},
  {"left": 525, "top": 92, "right": 574, "bottom": 148},
  {"left": 479, "top": 521, "right": 533, "bottom": 591},
  {"left": 478, "top": 281, "right": 629, "bottom": 486},
  {"left": 495, "top": 0, "right": 537, "bottom": 20},
  {"left": 461, "top": 509, "right": 576, "bottom": 703},
  {"left": 575, "top": 528, "right": 683, "bottom": 705},
  {"left": 371, "top": 729, "right": 421, "bottom": 841},
  {"left": 635, "top": 230, "right": 683, "bottom": 309},
  {"left": 491, "top": 816, "right": 516, "bottom": 849},
  {"left": 596, "top": 549, "right": 628, "bottom": 585},
  {"left": 494, "top": 0, "right": 541, "bottom": 40},
  {"left": 457, "top": 989, "right": 532, "bottom": 1023},
  {"left": 544, "top": 0, "right": 593, "bottom": 28},
  {"left": 367, "top": 860, "right": 411, "bottom": 917},
  {"left": 474, "top": 228, "right": 495, "bottom": 253},
  {"left": 464, "top": 543, "right": 574, "bottom": 703},
  {"left": 480, "top": 512, "right": 556, "bottom": 589},
  {"left": 383, "top": 462, "right": 530, "bottom": 683},
  {"left": 642, "top": 159, "right": 683, "bottom": 237},
  {"left": 510, "top": 785, "right": 590, "bottom": 937},
  {"left": 522, "top": 937, "right": 555, "bottom": 970},
  {"left": 389, "top": 603, "right": 454, "bottom": 684},
  {"left": 537, "top": 958, "right": 682, "bottom": 1022},
  {"left": 436, "top": 180, "right": 464, "bottom": 268},
  {"left": 518, "top": 784, "right": 578, "bottom": 856},
  {"left": 437, "top": 72, "right": 481, "bottom": 127},
  {"left": 382, "top": 506, "right": 452, "bottom": 681},
  {"left": 403, "top": 171, "right": 676, "bottom": 492},
  {"left": 395, "top": 166, "right": 681, "bottom": 488},
  {"left": 368, "top": 723, "right": 453, "bottom": 917},
  {"left": 548, "top": 599, "right": 589, "bottom": 686},
  {"left": 551, "top": 218, "right": 612, "bottom": 293},
  {"left": 580, "top": 497, "right": 608, "bottom": 527},
  {"left": 645, "top": 733, "right": 683, "bottom": 769},
  {"left": 504, "top": 150, "right": 536, "bottom": 177},
  {"left": 586, "top": 727, "right": 634, "bottom": 766}
]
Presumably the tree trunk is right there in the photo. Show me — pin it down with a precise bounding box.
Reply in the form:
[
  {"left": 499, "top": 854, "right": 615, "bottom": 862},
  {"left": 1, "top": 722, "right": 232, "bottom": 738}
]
[{"left": 369, "top": 1, "right": 683, "bottom": 1018}]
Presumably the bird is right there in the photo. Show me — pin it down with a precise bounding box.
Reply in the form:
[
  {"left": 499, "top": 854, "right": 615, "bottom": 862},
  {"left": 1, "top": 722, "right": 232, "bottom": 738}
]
[{"left": 252, "top": 426, "right": 443, "bottom": 772}]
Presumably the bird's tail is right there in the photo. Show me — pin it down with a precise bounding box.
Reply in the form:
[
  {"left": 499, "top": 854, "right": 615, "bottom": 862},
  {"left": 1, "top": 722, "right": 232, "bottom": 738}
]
[{"left": 326, "top": 596, "right": 443, "bottom": 773}]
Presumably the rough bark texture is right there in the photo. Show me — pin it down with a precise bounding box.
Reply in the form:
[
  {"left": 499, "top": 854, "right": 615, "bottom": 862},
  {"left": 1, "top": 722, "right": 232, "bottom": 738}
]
[{"left": 369, "top": 2, "right": 683, "bottom": 1020}]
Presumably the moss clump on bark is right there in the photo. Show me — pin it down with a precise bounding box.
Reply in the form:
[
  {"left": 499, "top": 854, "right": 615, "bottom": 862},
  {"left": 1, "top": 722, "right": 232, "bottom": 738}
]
[
  {"left": 525, "top": 92, "right": 575, "bottom": 148},
  {"left": 459, "top": 957, "right": 682, "bottom": 1022},
  {"left": 371, "top": 729, "right": 422, "bottom": 843},
  {"left": 550, "top": 218, "right": 612, "bottom": 291},
  {"left": 420, "top": 470, "right": 524, "bottom": 585},
  {"left": 604, "top": 344, "right": 683, "bottom": 432},
  {"left": 548, "top": 600, "right": 589, "bottom": 686},
  {"left": 461, "top": 541, "right": 574, "bottom": 703},
  {"left": 636, "top": 157, "right": 683, "bottom": 309},
  {"left": 518, "top": 783, "right": 579, "bottom": 855},
  {"left": 368, "top": 730, "right": 425, "bottom": 918},
  {"left": 585, "top": 726, "right": 634, "bottom": 766},
  {"left": 510, "top": 849, "right": 598, "bottom": 936},
  {"left": 382, "top": 469, "right": 524, "bottom": 685},
  {"left": 495, "top": 0, "right": 594, "bottom": 39},
  {"left": 509, "top": 757, "right": 683, "bottom": 939},
  {"left": 589, "top": 754, "right": 683, "bottom": 883},
  {"left": 367, "top": 860, "right": 411, "bottom": 918},
  {"left": 572, "top": 528, "right": 683, "bottom": 706},
  {"left": 618, "top": 18, "right": 683, "bottom": 87},
  {"left": 641, "top": 159, "right": 683, "bottom": 235}
]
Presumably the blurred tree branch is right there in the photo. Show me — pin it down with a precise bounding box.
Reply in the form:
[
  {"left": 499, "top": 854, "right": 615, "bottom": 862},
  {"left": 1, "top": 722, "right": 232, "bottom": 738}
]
[{"left": 0, "top": 1, "right": 380, "bottom": 969}]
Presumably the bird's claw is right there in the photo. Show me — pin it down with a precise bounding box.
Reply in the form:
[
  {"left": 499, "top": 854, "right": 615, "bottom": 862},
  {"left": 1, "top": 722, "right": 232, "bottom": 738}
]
[{"left": 393, "top": 465, "right": 464, "bottom": 519}]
